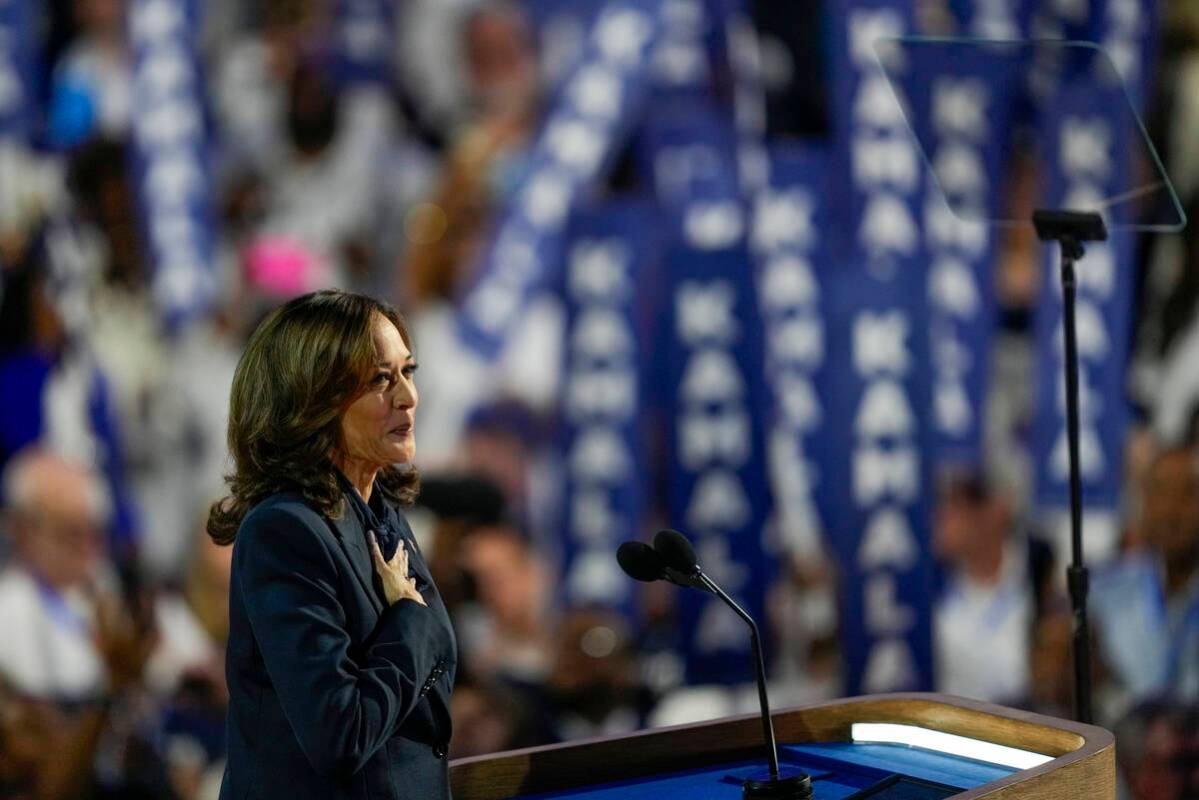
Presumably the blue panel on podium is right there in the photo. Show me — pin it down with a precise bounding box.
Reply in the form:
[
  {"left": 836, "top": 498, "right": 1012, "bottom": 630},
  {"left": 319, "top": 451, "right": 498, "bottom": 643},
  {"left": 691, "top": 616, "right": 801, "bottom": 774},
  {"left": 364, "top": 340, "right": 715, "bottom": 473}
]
[{"left": 511, "top": 741, "right": 1017, "bottom": 799}]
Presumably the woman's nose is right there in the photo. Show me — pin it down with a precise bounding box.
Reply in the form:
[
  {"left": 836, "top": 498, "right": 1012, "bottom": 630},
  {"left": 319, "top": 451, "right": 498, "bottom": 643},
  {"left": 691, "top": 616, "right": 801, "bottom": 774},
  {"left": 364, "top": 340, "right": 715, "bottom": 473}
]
[{"left": 394, "top": 381, "right": 417, "bottom": 409}]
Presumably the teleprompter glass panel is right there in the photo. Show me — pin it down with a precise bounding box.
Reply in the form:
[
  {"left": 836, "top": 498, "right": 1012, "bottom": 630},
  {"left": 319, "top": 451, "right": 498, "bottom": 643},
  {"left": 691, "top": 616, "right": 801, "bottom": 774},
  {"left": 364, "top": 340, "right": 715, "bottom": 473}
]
[{"left": 873, "top": 36, "right": 1186, "bottom": 232}]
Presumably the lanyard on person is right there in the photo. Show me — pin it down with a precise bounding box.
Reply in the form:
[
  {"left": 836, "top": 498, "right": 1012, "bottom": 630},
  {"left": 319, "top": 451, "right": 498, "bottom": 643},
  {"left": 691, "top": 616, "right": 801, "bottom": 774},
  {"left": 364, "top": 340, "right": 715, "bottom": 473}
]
[
  {"left": 30, "top": 570, "right": 90, "bottom": 638},
  {"left": 29, "top": 569, "right": 95, "bottom": 696}
]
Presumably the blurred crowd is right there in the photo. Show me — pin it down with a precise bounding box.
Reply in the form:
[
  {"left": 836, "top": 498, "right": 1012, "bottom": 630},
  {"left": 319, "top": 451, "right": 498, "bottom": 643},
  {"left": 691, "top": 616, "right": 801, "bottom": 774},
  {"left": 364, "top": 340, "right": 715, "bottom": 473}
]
[{"left": 2, "top": 1, "right": 1199, "bottom": 799}]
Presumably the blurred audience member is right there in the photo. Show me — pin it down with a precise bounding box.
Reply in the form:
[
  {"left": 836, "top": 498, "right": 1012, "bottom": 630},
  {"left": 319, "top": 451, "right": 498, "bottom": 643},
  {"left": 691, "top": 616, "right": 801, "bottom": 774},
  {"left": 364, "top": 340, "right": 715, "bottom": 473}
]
[
  {"left": 248, "top": 61, "right": 364, "bottom": 290},
  {"left": 65, "top": 137, "right": 143, "bottom": 290},
  {"left": 61, "top": 138, "right": 184, "bottom": 567},
  {"left": 136, "top": 325, "right": 239, "bottom": 580},
  {"left": 180, "top": 519, "right": 233, "bottom": 651},
  {"left": 401, "top": 2, "right": 562, "bottom": 467},
  {"left": 403, "top": 0, "right": 539, "bottom": 307},
  {"left": 0, "top": 212, "right": 140, "bottom": 556},
  {"left": 47, "top": 0, "right": 131, "bottom": 150},
  {"left": 146, "top": 521, "right": 231, "bottom": 800},
  {"left": 1092, "top": 445, "right": 1199, "bottom": 722},
  {"left": 447, "top": 678, "right": 523, "bottom": 759},
  {"left": 54, "top": 138, "right": 233, "bottom": 580},
  {"left": 0, "top": 449, "right": 113, "bottom": 700},
  {"left": 932, "top": 471, "right": 1053, "bottom": 704},
  {"left": 0, "top": 649, "right": 153, "bottom": 799},
  {"left": 1025, "top": 604, "right": 1075, "bottom": 720},
  {"left": 448, "top": 672, "right": 550, "bottom": 759},
  {"left": 0, "top": 452, "right": 230, "bottom": 799},
  {"left": 767, "top": 556, "right": 842, "bottom": 707},
  {"left": 415, "top": 473, "right": 508, "bottom": 614},
  {"left": 1146, "top": 211, "right": 1199, "bottom": 446},
  {"left": 211, "top": 0, "right": 332, "bottom": 174},
  {"left": 457, "top": 523, "right": 553, "bottom": 686},
  {"left": 456, "top": 401, "right": 541, "bottom": 527},
  {"left": 548, "top": 609, "right": 649, "bottom": 741},
  {"left": 0, "top": 450, "right": 175, "bottom": 799},
  {"left": 0, "top": 144, "right": 63, "bottom": 273},
  {"left": 215, "top": 2, "right": 433, "bottom": 298},
  {"left": 1113, "top": 700, "right": 1199, "bottom": 800}
]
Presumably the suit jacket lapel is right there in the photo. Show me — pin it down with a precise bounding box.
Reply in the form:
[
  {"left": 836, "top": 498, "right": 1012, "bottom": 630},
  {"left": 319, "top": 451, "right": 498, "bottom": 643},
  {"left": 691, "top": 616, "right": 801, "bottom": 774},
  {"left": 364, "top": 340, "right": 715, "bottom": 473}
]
[{"left": 327, "top": 510, "right": 386, "bottom": 616}]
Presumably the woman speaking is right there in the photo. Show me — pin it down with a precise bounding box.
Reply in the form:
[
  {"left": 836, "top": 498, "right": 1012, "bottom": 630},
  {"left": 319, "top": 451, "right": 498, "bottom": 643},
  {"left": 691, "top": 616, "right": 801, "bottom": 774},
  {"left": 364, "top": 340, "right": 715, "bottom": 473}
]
[{"left": 209, "top": 290, "right": 456, "bottom": 799}]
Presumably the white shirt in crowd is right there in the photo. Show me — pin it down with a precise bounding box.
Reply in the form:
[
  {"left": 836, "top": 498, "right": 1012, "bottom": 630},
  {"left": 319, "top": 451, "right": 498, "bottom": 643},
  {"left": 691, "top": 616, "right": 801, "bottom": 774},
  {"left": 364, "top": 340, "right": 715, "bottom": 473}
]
[
  {"left": 0, "top": 565, "right": 105, "bottom": 700},
  {"left": 0, "top": 564, "right": 217, "bottom": 701},
  {"left": 934, "top": 540, "right": 1034, "bottom": 704}
]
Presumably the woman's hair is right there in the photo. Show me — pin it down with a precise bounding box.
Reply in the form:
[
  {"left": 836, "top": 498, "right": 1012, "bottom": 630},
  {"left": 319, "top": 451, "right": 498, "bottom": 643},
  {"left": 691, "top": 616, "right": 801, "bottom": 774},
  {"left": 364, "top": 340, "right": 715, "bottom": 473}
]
[{"left": 206, "top": 290, "right": 419, "bottom": 546}]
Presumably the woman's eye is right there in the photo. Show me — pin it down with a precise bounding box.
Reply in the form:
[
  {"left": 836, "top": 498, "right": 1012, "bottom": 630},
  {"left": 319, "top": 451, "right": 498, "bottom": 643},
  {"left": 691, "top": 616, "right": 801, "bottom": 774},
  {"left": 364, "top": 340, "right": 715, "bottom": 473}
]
[
  {"left": 374, "top": 372, "right": 392, "bottom": 386},
  {"left": 401, "top": 365, "right": 417, "bottom": 378}
]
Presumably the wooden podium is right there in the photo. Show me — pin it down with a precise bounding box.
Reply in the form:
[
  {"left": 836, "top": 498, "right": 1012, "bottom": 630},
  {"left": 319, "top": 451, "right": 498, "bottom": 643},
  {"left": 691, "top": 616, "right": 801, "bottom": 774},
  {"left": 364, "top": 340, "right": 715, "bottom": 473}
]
[{"left": 450, "top": 693, "right": 1113, "bottom": 799}]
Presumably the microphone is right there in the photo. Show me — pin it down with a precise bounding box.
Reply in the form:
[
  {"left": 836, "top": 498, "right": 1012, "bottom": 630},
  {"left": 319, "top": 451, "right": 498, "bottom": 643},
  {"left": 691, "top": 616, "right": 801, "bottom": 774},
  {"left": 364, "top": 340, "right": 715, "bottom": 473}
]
[
  {"left": 616, "top": 540, "right": 712, "bottom": 592},
  {"left": 637, "top": 530, "right": 812, "bottom": 800},
  {"left": 653, "top": 529, "right": 699, "bottom": 574},
  {"left": 616, "top": 541, "right": 665, "bottom": 582}
]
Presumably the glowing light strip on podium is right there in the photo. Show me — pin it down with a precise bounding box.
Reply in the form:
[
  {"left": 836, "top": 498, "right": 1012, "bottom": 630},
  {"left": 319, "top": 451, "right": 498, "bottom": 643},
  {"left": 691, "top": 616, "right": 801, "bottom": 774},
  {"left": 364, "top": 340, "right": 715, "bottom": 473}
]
[{"left": 851, "top": 723, "right": 1054, "bottom": 770}]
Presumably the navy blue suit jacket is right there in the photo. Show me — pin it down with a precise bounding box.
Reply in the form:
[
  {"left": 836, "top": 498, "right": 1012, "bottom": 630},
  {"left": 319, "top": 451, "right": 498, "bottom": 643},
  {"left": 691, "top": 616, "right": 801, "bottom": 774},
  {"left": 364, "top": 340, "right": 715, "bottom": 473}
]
[{"left": 220, "top": 491, "right": 457, "bottom": 800}]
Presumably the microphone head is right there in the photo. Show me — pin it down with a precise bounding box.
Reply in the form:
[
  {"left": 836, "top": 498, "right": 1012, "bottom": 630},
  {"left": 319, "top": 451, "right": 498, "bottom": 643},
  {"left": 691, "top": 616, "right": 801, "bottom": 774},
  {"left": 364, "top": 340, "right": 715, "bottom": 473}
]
[
  {"left": 653, "top": 529, "right": 698, "bottom": 573},
  {"left": 616, "top": 541, "right": 666, "bottom": 583}
]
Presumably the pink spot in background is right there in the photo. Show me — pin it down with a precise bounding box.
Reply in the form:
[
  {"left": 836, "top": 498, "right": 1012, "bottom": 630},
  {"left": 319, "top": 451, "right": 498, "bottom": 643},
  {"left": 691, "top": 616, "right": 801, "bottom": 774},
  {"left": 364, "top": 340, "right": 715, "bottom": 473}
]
[{"left": 244, "top": 237, "right": 318, "bottom": 297}]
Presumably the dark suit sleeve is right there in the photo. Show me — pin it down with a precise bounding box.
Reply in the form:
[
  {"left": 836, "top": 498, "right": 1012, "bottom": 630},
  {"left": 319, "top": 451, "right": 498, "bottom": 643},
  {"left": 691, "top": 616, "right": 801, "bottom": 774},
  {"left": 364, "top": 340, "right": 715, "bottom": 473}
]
[{"left": 235, "top": 504, "right": 452, "bottom": 777}]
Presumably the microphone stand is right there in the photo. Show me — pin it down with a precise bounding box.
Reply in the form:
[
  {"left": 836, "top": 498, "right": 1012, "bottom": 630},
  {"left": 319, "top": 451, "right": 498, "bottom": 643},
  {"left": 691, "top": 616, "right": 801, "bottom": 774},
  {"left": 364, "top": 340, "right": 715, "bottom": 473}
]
[
  {"left": 638, "top": 530, "right": 809, "bottom": 798},
  {"left": 1032, "top": 208, "right": 1106, "bottom": 725},
  {"left": 692, "top": 570, "right": 811, "bottom": 799},
  {"left": 697, "top": 573, "right": 780, "bottom": 780}
]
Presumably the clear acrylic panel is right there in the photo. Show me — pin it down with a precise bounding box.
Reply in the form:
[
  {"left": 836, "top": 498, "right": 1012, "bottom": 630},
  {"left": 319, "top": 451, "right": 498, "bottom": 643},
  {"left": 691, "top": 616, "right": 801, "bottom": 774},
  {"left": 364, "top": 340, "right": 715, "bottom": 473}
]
[{"left": 873, "top": 36, "right": 1186, "bottom": 232}]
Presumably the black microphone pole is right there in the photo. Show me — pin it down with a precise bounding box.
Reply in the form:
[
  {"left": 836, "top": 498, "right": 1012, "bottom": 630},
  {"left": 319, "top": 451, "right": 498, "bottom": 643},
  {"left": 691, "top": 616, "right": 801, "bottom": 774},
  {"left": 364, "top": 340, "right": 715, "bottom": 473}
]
[
  {"left": 1033, "top": 208, "right": 1105, "bottom": 725},
  {"left": 696, "top": 572, "right": 780, "bottom": 781}
]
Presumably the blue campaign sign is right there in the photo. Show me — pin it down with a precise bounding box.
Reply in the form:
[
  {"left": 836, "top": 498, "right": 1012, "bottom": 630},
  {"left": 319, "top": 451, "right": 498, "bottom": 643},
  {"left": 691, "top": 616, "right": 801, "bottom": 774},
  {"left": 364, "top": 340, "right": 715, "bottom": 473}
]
[
  {"left": 557, "top": 201, "right": 656, "bottom": 612},
  {"left": 630, "top": 10, "right": 779, "bottom": 681},
  {"left": 456, "top": 0, "right": 667, "bottom": 360},
  {"left": 897, "top": 37, "right": 1025, "bottom": 467},
  {"left": 827, "top": 0, "right": 926, "bottom": 265},
  {"left": 1031, "top": 90, "right": 1139, "bottom": 510},
  {"left": 816, "top": 267, "right": 936, "bottom": 694},
  {"left": 751, "top": 144, "right": 830, "bottom": 555},
  {"left": 945, "top": 0, "right": 1036, "bottom": 39},
  {"left": 335, "top": 0, "right": 394, "bottom": 85},
  {"left": 128, "top": 0, "right": 217, "bottom": 327},
  {"left": 823, "top": 0, "right": 935, "bottom": 694},
  {"left": 0, "top": 0, "right": 36, "bottom": 139},
  {"left": 638, "top": 93, "right": 743, "bottom": 249},
  {"left": 1030, "top": 0, "right": 1154, "bottom": 511},
  {"left": 1039, "top": 0, "right": 1153, "bottom": 109},
  {"left": 659, "top": 240, "right": 774, "bottom": 685}
]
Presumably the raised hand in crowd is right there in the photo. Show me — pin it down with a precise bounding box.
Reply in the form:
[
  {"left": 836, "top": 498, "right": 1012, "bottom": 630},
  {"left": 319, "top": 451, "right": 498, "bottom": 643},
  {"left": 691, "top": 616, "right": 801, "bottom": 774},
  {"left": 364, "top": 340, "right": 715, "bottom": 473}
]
[{"left": 91, "top": 585, "right": 159, "bottom": 695}]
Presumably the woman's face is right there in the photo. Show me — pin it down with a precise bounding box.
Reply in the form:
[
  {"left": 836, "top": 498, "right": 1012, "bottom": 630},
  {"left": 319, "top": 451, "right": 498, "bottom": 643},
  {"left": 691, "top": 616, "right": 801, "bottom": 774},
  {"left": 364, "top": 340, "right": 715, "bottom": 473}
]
[{"left": 339, "top": 316, "right": 419, "bottom": 469}]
